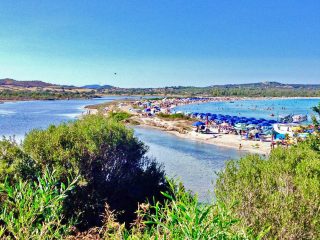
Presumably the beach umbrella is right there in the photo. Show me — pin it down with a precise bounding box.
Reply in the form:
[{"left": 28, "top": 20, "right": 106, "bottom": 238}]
[
  {"left": 209, "top": 116, "right": 216, "bottom": 120},
  {"left": 239, "top": 120, "right": 248, "bottom": 123},
  {"left": 192, "top": 121, "right": 205, "bottom": 127},
  {"left": 205, "top": 113, "right": 211, "bottom": 116},
  {"left": 259, "top": 122, "right": 271, "bottom": 127},
  {"left": 268, "top": 120, "right": 277, "bottom": 124}
]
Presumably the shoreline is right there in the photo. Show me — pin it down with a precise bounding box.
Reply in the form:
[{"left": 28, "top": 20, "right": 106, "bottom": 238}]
[
  {"left": 83, "top": 96, "right": 320, "bottom": 155},
  {"left": 84, "top": 97, "right": 276, "bottom": 155},
  {"left": 134, "top": 123, "right": 268, "bottom": 155}
]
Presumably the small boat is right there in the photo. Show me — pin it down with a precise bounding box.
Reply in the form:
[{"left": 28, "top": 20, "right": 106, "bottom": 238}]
[
  {"left": 278, "top": 114, "right": 293, "bottom": 123},
  {"left": 292, "top": 114, "right": 307, "bottom": 123}
]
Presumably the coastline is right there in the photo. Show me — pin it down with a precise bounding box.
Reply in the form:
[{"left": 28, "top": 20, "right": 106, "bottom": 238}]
[
  {"left": 84, "top": 97, "right": 275, "bottom": 155},
  {"left": 83, "top": 95, "right": 320, "bottom": 155},
  {"left": 134, "top": 123, "right": 269, "bottom": 155}
]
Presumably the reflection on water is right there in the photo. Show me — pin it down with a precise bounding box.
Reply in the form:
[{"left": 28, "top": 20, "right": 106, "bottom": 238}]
[{"left": 134, "top": 126, "right": 245, "bottom": 202}]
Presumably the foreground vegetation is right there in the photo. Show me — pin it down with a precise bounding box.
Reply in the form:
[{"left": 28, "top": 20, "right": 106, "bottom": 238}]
[{"left": 0, "top": 106, "right": 319, "bottom": 239}]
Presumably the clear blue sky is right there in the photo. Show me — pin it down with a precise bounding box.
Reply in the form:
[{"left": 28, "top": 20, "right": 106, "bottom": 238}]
[{"left": 0, "top": 0, "right": 319, "bottom": 87}]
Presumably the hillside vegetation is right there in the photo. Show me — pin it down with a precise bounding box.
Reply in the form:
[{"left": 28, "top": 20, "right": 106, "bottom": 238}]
[
  {"left": 0, "top": 78, "right": 99, "bottom": 100},
  {"left": 103, "top": 81, "right": 320, "bottom": 97}
]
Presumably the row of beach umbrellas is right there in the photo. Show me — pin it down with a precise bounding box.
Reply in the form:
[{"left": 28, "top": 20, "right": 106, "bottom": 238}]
[{"left": 190, "top": 112, "right": 277, "bottom": 126}]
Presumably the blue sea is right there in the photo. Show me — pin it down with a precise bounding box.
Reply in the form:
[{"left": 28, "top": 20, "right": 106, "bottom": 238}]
[{"left": 174, "top": 98, "right": 320, "bottom": 121}]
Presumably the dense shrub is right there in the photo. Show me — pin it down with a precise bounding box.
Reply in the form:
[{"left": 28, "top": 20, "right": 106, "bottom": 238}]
[
  {"left": 0, "top": 169, "right": 77, "bottom": 239},
  {"left": 215, "top": 137, "right": 320, "bottom": 239},
  {"left": 71, "top": 180, "right": 251, "bottom": 239},
  {"left": 22, "top": 114, "right": 167, "bottom": 229},
  {"left": 108, "top": 111, "right": 132, "bottom": 122},
  {"left": 157, "top": 112, "right": 190, "bottom": 120},
  {"left": 0, "top": 138, "right": 39, "bottom": 182}
]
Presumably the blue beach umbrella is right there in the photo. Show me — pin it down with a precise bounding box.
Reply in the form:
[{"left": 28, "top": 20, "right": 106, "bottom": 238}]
[
  {"left": 192, "top": 121, "right": 205, "bottom": 127},
  {"left": 259, "top": 122, "right": 271, "bottom": 127},
  {"left": 268, "top": 120, "right": 277, "bottom": 124}
]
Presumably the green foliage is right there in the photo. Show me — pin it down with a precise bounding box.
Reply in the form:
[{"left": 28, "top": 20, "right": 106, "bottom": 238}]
[
  {"left": 215, "top": 139, "right": 320, "bottom": 239},
  {"left": 0, "top": 89, "right": 98, "bottom": 100},
  {"left": 157, "top": 112, "right": 190, "bottom": 120},
  {"left": 0, "top": 169, "right": 77, "bottom": 240},
  {"left": 0, "top": 138, "right": 39, "bottom": 182},
  {"left": 86, "top": 180, "right": 251, "bottom": 240},
  {"left": 311, "top": 102, "right": 320, "bottom": 133},
  {"left": 22, "top": 114, "right": 167, "bottom": 229},
  {"left": 101, "top": 85, "right": 320, "bottom": 97},
  {"left": 108, "top": 111, "right": 132, "bottom": 121}
]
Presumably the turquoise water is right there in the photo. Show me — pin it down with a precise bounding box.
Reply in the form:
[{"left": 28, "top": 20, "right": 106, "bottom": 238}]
[{"left": 175, "top": 98, "right": 320, "bottom": 121}]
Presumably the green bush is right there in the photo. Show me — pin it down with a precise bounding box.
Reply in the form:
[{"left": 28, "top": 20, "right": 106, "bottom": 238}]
[
  {"left": 0, "top": 137, "right": 39, "bottom": 182},
  {"left": 215, "top": 138, "right": 320, "bottom": 239},
  {"left": 78, "top": 180, "right": 252, "bottom": 239},
  {"left": 157, "top": 112, "right": 190, "bottom": 120},
  {"left": 108, "top": 111, "right": 132, "bottom": 121},
  {"left": 22, "top": 114, "right": 167, "bottom": 229},
  {"left": 0, "top": 169, "right": 77, "bottom": 240}
]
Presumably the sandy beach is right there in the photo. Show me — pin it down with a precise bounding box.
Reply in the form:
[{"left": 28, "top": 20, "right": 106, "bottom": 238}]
[
  {"left": 85, "top": 98, "right": 272, "bottom": 155},
  {"left": 136, "top": 116, "right": 270, "bottom": 155}
]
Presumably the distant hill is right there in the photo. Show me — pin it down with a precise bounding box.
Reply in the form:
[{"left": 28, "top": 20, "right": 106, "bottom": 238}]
[
  {"left": 82, "top": 84, "right": 113, "bottom": 89},
  {"left": 209, "top": 81, "right": 320, "bottom": 89},
  {"left": 0, "top": 78, "right": 55, "bottom": 88}
]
